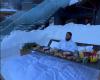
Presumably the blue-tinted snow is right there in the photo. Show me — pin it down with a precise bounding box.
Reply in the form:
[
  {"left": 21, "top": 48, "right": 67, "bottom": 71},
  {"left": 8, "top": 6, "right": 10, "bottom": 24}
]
[
  {"left": 0, "top": 0, "right": 79, "bottom": 35},
  {"left": 1, "top": 23, "right": 100, "bottom": 59},
  {"left": 1, "top": 52, "right": 100, "bottom": 80}
]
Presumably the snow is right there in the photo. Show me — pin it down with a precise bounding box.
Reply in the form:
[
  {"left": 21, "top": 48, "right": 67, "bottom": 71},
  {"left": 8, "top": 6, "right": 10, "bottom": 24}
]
[
  {"left": 0, "top": 0, "right": 100, "bottom": 79},
  {"left": 1, "top": 23, "right": 100, "bottom": 59},
  {"left": 45, "top": 23, "right": 100, "bottom": 45},
  {"left": 0, "top": 0, "right": 79, "bottom": 35},
  {"left": 1, "top": 52, "right": 100, "bottom": 80},
  {"left": 69, "top": 0, "right": 79, "bottom": 5},
  {"left": 0, "top": 8, "right": 17, "bottom": 12},
  {"left": 7, "top": 0, "right": 72, "bottom": 25},
  {"left": 0, "top": 30, "right": 46, "bottom": 59}
]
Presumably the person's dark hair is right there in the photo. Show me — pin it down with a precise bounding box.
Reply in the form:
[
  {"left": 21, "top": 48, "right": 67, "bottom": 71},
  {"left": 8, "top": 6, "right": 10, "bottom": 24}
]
[{"left": 66, "top": 32, "right": 72, "bottom": 36}]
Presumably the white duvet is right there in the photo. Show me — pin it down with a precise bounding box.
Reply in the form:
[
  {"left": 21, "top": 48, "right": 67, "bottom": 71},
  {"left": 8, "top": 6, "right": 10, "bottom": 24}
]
[{"left": 1, "top": 52, "right": 100, "bottom": 80}]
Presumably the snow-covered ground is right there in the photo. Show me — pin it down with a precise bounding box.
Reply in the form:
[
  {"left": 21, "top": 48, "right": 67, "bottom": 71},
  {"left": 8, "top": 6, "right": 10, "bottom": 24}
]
[
  {"left": 1, "top": 52, "right": 100, "bottom": 80},
  {"left": 1, "top": 23, "right": 100, "bottom": 59}
]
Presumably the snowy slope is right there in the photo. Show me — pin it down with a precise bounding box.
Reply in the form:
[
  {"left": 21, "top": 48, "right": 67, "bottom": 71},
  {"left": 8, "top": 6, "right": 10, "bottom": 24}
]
[{"left": 1, "top": 30, "right": 46, "bottom": 59}]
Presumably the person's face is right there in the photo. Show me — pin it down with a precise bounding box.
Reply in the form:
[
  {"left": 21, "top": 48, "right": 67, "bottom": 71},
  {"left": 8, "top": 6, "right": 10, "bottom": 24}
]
[{"left": 65, "top": 33, "right": 71, "bottom": 41}]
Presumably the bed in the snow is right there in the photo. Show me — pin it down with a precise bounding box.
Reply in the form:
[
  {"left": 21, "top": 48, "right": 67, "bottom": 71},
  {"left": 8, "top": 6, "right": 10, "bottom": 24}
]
[{"left": 1, "top": 51, "right": 100, "bottom": 80}]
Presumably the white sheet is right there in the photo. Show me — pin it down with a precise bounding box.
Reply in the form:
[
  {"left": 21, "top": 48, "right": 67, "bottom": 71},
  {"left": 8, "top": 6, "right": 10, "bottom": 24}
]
[{"left": 1, "top": 52, "right": 100, "bottom": 80}]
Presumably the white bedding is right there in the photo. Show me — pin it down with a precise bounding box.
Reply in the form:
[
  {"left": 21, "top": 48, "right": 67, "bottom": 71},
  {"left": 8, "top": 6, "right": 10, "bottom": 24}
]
[{"left": 1, "top": 52, "right": 100, "bottom": 80}]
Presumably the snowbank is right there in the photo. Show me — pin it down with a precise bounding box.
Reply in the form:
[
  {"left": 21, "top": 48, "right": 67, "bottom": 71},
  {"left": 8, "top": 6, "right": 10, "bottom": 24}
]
[
  {"left": 45, "top": 23, "right": 100, "bottom": 45},
  {"left": 1, "top": 23, "right": 100, "bottom": 59}
]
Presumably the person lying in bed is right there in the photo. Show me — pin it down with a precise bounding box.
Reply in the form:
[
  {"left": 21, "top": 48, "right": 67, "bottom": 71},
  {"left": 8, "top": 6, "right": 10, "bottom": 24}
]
[{"left": 58, "top": 32, "right": 79, "bottom": 57}]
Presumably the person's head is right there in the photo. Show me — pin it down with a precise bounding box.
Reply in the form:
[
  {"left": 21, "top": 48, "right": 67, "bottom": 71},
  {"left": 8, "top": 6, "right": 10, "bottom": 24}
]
[{"left": 65, "top": 32, "right": 72, "bottom": 41}]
